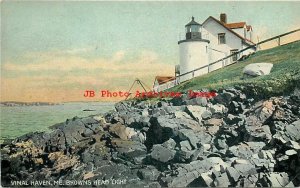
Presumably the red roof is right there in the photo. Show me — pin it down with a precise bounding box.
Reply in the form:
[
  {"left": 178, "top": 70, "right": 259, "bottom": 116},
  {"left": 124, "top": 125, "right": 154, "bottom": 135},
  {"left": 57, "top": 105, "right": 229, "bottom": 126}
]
[
  {"left": 225, "top": 22, "right": 246, "bottom": 29},
  {"left": 225, "top": 22, "right": 252, "bottom": 31},
  {"left": 154, "top": 76, "right": 175, "bottom": 85}
]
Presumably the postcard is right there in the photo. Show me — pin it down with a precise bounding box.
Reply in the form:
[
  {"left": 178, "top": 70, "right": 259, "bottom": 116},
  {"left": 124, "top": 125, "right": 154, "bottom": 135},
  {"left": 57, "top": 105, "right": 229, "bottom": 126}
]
[{"left": 1, "top": 1, "right": 300, "bottom": 187}]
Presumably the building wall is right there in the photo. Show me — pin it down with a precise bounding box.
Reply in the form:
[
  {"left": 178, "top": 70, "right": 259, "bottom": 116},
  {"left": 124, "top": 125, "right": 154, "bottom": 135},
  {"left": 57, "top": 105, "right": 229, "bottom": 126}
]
[
  {"left": 234, "top": 28, "right": 253, "bottom": 42},
  {"left": 153, "top": 80, "right": 176, "bottom": 92},
  {"left": 179, "top": 41, "right": 209, "bottom": 82},
  {"left": 246, "top": 30, "right": 252, "bottom": 41},
  {"left": 232, "top": 28, "right": 245, "bottom": 38},
  {"left": 203, "top": 19, "right": 254, "bottom": 71}
]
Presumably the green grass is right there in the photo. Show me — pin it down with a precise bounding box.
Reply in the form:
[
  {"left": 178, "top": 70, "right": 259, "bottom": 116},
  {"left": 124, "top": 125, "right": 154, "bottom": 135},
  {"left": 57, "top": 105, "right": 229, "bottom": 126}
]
[{"left": 169, "top": 40, "right": 300, "bottom": 99}]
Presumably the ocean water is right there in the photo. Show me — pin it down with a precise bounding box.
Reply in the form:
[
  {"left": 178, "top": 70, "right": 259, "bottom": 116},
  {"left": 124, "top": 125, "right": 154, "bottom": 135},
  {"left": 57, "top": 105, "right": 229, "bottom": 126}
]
[{"left": 0, "top": 102, "right": 115, "bottom": 141}]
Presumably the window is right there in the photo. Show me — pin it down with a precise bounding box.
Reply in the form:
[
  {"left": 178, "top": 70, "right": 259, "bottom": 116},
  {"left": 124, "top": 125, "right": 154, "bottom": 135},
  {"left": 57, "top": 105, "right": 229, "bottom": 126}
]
[
  {"left": 186, "top": 26, "right": 191, "bottom": 33},
  {"left": 230, "top": 49, "right": 239, "bottom": 62},
  {"left": 218, "top": 33, "right": 226, "bottom": 44},
  {"left": 191, "top": 25, "right": 200, "bottom": 32}
]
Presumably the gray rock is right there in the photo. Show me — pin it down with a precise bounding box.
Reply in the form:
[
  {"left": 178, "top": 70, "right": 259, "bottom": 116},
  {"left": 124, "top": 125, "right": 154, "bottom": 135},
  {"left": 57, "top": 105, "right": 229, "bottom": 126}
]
[
  {"left": 180, "top": 140, "right": 192, "bottom": 151},
  {"left": 109, "top": 123, "right": 137, "bottom": 140},
  {"left": 137, "top": 167, "right": 160, "bottom": 181},
  {"left": 164, "top": 158, "right": 231, "bottom": 187},
  {"left": 150, "top": 116, "right": 181, "bottom": 140},
  {"left": 115, "top": 102, "right": 129, "bottom": 112},
  {"left": 257, "top": 150, "right": 275, "bottom": 160},
  {"left": 228, "top": 142, "right": 265, "bottom": 159},
  {"left": 277, "top": 155, "right": 289, "bottom": 162},
  {"left": 119, "top": 111, "right": 142, "bottom": 126},
  {"left": 285, "top": 149, "right": 297, "bottom": 156},
  {"left": 216, "top": 138, "right": 228, "bottom": 150},
  {"left": 152, "top": 108, "right": 167, "bottom": 117},
  {"left": 207, "top": 125, "right": 220, "bottom": 135},
  {"left": 257, "top": 172, "right": 290, "bottom": 187},
  {"left": 141, "top": 109, "right": 149, "bottom": 116},
  {"left": 186, "top": 97, "right": 208, "bottom": 107},
  {"left": 168, "top": 170, "right": 201, "bottom": 187},
  {"left": 157, "top": 101, "right": 168, "bottom": 108},
  {"left": 179, "top": 119, "right": 204, "bottom": 131},
  {"left": 177, "top": 150, "right": 194, "bottom": 162},
  {"left": 81, "top": 116, "right": 99, "bottom": 125},
  {"left": 204, "top": 118, "right": 223, "bottom": 126},
  {"left": 57, "top": 118, "right": 92, "bottom": 147},
  {"left": 82, "top": 128, "right": 94, "bottom": 137},
  {"left": 147, "top": 182, "right": 161, "bottom": 188},
  {"left": 185, "top": 105, "right": 206, "bottom": 122},
  {"left": 150, "top": 144, "right": 176, "bottom": 163},
  {"left": 252, "top": 100, "right": 275, "bottom": 123},
  {"left": 201, "top": 110, "right": 212, "bottom": 120},
  {"left": 243, "top": 63, "right": 273, "bottom": 76},
  {"left": 229, "top": 101, "right": 245, "bottom": 114},
  {"left": 226, "top": 114, "right": 243, "bottom": 124},
  {"left": 246, "top": 142, "right": 266, "bottom": 152},
  {"left": 234, "top": 163, "right": 257, "bottom": 176},
  {"left": 285, "top": 120, "right": 300, "bottom": 141},
  {"left": 139, "top": 116, "right": 151, "bottom": 127},
  {"left": 242, "top": 119, "right": 272, "bottom": 141},
  {"left": 174, "top": 111, "right": 193, "bottom": 120},
  {"left": 209, "top": 104, "right": 227, "bottom": 114},
  {"left": 214, "top": 91, "right": 235, "bottom": 105},
  {"left": 199, "top": 172, "right": 214, "bottom": 186},
  {"left": 213, "top": 173, "right": 231, "bottom": 187},
  {"left": 226, "top": 166, "right": 240, "bottom": 182},
  {"left": 162, "top": 138, "right": 176, "bottom": 150},
  {"left": 133, "top": 156, "right": 146, "bottom": 165},
  {"left": 147, "top": 116, "right": 202, "bottom": 147},
  {"left": 178, "top": 129, "right": 199, "bottom": 149},
  {"left": 137, "top": 132, "right": 146, "bottom": 143},
  {"left": 190, "top": 148, "right": 204, "bottom": 161},
  {"left": 115, "top": 141, "right": 147, "bottom": 160},
  {"left": 197, "top": 132, "right": 213, "bottom": 145},
  {"left": 239, "top": 176, "right": 257, "bottom": 187},
  {"left": 285, "top": 140, "right": 300, "bottom": 150}
]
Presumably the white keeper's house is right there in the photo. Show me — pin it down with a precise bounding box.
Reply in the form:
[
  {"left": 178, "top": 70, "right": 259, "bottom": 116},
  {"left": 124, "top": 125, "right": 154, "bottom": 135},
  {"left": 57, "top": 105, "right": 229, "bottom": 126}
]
[{"left": 153, "top": 13, "right": 256, "bottom": 92}]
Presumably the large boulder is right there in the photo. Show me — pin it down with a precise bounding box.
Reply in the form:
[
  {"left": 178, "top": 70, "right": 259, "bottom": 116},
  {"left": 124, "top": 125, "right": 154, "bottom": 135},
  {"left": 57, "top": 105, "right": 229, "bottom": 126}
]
[
  {"left": 109, "top": 123, "right": 137, "bottom": 140},
  {"left": 150, "top": 144, "right": 176, "bottom": 163},
  {"left": 243, "top": 63, "right": 273, "bottom": 76},
  {"left": 164, "top": 158, "right": 228, "bottom": 187},
  {"left": 113, "top": 139, "right": 147, "bottom": 161},
  {"left": 178, "top": 129, "right": 199, "bottom": 149},
  {"left": 185, "top": 105, "right": 207, "bottom": 122},
  {"left": 285, "top": 119, "right": 300, "bottom": 141}
]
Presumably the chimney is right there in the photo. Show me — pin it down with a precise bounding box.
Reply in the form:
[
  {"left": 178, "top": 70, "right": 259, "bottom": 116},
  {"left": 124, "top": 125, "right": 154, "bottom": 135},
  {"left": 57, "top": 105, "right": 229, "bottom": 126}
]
[{"left": 220, "top": 13, "right": 227, "bottom": 24}]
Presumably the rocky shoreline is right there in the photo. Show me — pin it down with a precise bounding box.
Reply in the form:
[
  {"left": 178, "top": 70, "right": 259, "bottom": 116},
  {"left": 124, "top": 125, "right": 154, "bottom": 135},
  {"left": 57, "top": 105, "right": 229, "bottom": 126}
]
[{"left": 1, "top": 87, "right": 300, "bottom": 187}]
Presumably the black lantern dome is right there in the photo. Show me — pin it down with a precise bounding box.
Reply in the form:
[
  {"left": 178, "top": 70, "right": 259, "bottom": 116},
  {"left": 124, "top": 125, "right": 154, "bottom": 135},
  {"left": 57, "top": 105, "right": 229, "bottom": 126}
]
[{"left": 185, "top": 17, "right": 202, "bottom": 40}]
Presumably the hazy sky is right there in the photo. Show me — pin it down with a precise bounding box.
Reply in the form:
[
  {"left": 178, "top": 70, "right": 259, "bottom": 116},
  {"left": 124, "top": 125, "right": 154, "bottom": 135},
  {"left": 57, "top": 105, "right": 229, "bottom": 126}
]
[{"left": 1, "top": 1, "right": 300, "bottom": 102}]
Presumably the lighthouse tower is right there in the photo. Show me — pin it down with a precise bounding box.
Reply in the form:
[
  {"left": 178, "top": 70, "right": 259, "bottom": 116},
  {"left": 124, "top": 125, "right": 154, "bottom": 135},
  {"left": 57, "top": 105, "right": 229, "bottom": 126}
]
[{"left": 178, "top": 17, "right": 210, "bottom": 82}]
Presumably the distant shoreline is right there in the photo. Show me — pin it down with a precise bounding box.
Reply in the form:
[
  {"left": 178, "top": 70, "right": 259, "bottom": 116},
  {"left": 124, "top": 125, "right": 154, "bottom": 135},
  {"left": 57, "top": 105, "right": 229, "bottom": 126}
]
[
  {"left": 0, "top": 101, "right": 118, "bottom": 107},
  {"left": 0, "top": 101, "right": 59, "bottom": 107}
]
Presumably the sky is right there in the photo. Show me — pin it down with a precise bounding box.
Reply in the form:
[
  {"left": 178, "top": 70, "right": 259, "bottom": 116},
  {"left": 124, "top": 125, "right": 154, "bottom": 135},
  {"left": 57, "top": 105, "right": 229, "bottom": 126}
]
[{"left": 1, "top": 1, "right": 300, "bottom": 102}]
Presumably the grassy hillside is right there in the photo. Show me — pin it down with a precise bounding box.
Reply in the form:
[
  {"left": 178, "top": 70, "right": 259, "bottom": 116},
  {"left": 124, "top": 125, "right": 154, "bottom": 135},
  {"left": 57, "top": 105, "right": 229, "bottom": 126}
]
[{"left": 170, "top": 40, "right": 300, "bottom": 99}]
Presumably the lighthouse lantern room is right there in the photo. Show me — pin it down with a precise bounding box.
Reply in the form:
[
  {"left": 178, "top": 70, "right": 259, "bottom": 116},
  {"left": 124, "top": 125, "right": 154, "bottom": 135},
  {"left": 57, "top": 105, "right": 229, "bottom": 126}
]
[
  {"left": 178, "top": 17, "right": 210, "bottom": 82},
  {"left": 185, "top": 17, "right": 202, "bottom": 39}
]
